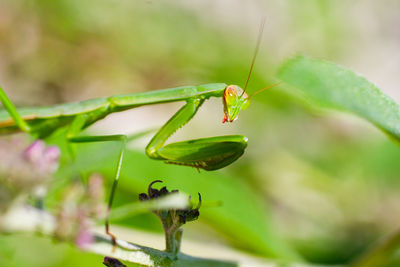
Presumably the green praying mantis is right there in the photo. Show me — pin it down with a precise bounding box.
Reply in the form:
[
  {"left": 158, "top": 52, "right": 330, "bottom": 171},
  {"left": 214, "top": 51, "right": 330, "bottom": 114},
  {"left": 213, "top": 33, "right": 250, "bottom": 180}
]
[{"left": 0, "top": 19, "right": 275, "bottom": 242}]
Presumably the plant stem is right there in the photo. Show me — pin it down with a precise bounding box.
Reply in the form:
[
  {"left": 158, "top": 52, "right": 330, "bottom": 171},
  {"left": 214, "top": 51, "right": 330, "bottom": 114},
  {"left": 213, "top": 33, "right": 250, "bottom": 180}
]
[
  {"left": 351, "top": 228, "right": 400, "bottom": 267},
  {"left": 0, "top": 204, "right": 335, "bottom": 267}
]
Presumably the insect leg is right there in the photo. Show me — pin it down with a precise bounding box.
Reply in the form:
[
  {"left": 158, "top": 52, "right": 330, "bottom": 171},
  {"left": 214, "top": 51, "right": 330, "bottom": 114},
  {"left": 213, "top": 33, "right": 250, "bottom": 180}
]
[
  {"left": 67, "top": 115, "right": 127, "bottom": 246},
  {"left": 146, "top": 97, "right": 204, "bottom": 158},
  {"left": 145, "top": 97, "right": 247, "bottom": 170},
  {"left": 0, "top": 87, "right": 31, "bottom": 132}
]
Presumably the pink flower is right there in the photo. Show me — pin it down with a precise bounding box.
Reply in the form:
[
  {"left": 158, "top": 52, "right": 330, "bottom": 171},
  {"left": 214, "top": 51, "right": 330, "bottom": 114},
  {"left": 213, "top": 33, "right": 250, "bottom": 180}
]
[
  {"left": 24, "top": 140, "right": 60, "bottom": 174},
  {"left": 75, "top": 227, "right": 94, "bottom": 249},
  {"left": 0, "top": 137, "right": 61, "bottom": 213}
]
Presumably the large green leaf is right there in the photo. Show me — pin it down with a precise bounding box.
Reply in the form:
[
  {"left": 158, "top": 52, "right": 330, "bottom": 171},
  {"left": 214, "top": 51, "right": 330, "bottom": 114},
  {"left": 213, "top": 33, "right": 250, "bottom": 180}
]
[{"left": 277, "top": 55, "right": 400, "bottom": 144}]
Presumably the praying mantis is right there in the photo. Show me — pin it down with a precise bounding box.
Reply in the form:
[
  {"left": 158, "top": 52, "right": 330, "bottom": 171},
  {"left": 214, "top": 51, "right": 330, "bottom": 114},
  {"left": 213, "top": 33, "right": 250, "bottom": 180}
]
[{"left": 0, "top": 19, "right": 274, "bottom": 242}]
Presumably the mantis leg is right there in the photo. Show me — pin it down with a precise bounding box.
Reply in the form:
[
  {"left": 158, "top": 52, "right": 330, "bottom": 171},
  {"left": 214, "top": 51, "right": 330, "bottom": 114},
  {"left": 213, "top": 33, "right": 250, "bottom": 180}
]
[
  {"left": 0, "top": 87, "right": 31, "bottom": 132},
  {"left": 67, "top": 115, "right": 127, "bottom": 244},
  {"left": 146, "top": 98, "right": 248, "bottom": 170}
]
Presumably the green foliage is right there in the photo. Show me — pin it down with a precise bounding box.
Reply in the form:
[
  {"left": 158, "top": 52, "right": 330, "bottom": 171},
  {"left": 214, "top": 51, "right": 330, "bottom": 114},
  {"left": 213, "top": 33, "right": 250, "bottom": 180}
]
[
  {"left": 278, "top": 56, "right": 400, "bottom": 144},
  {"left": 276, "top": 55, "right": 400, "bottom": 265}
]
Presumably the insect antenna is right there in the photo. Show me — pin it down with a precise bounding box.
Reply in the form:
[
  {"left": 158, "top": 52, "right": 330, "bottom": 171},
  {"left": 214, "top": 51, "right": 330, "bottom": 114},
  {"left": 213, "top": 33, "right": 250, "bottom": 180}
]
[
  {"left": 248, "top": 82, "right": 281, "bottom": 99},
  {"left": 241, "top": 17, "right": 266, "bottom": 97}
]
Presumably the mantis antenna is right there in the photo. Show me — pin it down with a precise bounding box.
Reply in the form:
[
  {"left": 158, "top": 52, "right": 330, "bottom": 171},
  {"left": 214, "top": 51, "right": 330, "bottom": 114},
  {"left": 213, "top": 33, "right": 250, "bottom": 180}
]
[
  {"left": 241, "top": 17, "right": 266, "bottom": 97},
  {"left": 248, "top": 82, "right": 281, "bottom": 99}
]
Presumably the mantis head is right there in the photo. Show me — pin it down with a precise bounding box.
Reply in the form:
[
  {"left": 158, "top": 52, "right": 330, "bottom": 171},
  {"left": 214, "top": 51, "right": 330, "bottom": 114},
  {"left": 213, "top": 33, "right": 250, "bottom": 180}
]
[
  {"left": 222, "top": 19, "right": 266, "bottom": 124},
  {"left": 222, "top": 19, "right": 280, "bottom": 124},
  {"left": 222, "top": 85, "right": 250, "bottom": 123},
  {"left": 222, "top": 82, "right": 280, "bottom": 123}
]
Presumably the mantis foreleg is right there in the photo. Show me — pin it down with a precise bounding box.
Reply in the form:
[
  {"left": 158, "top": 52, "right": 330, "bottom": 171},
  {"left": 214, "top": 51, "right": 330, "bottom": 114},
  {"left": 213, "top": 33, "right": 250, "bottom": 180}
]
[
  {"left": 146, "top": 98, "right": 204, "bottom": 157},
  {"left": 146, "top": 97, "right": 248, "bottom": 170}
]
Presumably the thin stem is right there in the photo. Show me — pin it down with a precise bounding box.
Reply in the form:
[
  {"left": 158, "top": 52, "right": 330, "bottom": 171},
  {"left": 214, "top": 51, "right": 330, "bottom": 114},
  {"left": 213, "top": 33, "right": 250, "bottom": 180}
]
[{"left": 351, "top": 228, "right": 400, "bottom": 267}]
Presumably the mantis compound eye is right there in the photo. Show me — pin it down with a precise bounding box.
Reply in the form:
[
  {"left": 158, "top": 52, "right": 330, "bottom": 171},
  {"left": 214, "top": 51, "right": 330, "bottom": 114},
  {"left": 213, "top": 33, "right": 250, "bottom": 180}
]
[{"left": 224, "top": 86, "right": 238, "bottom": 101}]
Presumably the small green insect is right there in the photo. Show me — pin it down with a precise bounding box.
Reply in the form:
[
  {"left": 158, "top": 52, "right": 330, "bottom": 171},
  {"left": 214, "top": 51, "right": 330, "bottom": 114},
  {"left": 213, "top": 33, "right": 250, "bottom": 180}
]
[{"left": 0, "top": 18, "right": 276, "bottom": 241}]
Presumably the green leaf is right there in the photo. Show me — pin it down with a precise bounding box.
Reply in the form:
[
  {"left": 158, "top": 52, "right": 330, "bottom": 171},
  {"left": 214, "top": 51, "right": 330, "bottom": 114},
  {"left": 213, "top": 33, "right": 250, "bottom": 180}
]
[{"left": 277, "top": 55, "right": 400, "bottom": 144}]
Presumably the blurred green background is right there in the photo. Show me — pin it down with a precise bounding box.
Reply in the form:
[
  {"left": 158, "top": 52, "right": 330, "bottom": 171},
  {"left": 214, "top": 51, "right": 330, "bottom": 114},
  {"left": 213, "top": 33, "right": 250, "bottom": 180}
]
[{"left": 1, "top": 0, "right": 400, "bottom": 266}]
